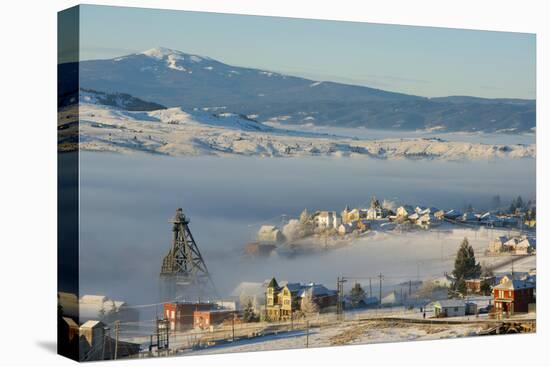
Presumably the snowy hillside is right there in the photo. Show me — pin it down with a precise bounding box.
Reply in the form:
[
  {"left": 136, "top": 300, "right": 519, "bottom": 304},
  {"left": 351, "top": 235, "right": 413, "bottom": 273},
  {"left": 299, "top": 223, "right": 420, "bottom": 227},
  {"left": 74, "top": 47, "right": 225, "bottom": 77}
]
[
  {"left": 58, "top": 95, "right": 536, "bottom": 160},
  {"left": 71, "top": 47, "right": 536, "bottom": 133}
]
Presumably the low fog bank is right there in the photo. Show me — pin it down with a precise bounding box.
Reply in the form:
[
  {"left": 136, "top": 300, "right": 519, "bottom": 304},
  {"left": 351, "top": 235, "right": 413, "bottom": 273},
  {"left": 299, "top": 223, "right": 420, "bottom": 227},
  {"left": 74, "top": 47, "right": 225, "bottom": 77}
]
[
  {"left": 78, "top": 152, "right": 535, "bottom": 308},
  {"left": 265, "top": 124, "right": 536, "bottom": 146}
]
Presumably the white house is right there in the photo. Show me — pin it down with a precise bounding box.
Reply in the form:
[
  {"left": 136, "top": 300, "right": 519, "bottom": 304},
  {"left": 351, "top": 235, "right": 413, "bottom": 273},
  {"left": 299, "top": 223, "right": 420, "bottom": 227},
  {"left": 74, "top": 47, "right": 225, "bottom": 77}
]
[
  {"left": 396, "top": 205, "right": 415, "bottom": 219},
  {"left": 367, "top": 207, "right": 387, "bottom": 220},
  {"left": 338, "top": 222, "right": 356, "bottom": 235},
  {"left": 418, "top": 213, "right": 441, "bottom": 227},
  {"left": 315, "top": 211, "right": 341, "bottom": 230},
  {"left": 408, "top": 212, "right": 420, "bottom": 222},
  {"left": 515, "top": 237, "right": 535, "bottom": 255},
  {"left": 434, "top": 299, "right": 466, "bottom": 317}
]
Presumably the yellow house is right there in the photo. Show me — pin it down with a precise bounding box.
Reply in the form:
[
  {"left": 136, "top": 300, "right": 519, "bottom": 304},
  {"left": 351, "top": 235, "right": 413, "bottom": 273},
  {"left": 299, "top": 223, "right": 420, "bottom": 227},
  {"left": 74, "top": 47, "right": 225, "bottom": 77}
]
[
  {"left": 341, "top": 207, "right": 367, "bottom": 224},
  {"left": 265, "top": 278, "right": 305, "bottom": 321}
]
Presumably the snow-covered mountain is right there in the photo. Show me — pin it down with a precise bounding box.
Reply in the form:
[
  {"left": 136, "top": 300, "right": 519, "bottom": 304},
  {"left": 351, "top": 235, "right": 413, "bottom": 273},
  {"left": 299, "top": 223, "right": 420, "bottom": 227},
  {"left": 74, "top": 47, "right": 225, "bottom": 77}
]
[{"left": 64, "top": 47, "right": 535, "bottom": 133}]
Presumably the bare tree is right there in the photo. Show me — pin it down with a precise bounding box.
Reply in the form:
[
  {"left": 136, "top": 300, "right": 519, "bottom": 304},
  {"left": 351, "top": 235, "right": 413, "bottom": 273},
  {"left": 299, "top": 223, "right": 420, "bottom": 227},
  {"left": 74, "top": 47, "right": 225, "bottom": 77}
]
[{"left": 301, "top": 291, "right": 320, "bottom": 316}]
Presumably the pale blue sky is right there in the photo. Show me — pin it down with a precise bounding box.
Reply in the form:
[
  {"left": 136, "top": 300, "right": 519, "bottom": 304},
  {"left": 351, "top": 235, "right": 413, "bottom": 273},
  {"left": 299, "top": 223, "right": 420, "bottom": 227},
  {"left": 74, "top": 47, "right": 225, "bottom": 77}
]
[{"left": 78, "top": 5, "right": 536, "bottom": 99}]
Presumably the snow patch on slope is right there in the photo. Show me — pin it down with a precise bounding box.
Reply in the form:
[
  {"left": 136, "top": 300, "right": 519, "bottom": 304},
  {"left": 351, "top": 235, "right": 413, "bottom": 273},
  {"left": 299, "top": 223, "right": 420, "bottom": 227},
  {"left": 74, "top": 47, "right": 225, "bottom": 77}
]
[{"left": 61, "top": 101, "right": 536, "bottom": 161}]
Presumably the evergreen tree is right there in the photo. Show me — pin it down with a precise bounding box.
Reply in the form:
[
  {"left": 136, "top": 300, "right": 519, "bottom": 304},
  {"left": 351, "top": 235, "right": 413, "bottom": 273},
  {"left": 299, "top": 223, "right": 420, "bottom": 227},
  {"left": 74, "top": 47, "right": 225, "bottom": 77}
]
[
  {"left": 349, "top": 283, "right": 366, "bottom": 308},
  {"left": 509, "top": 198, "right": 517, "bottom": 214},
  {"left": 479, "top": 262, "right": 494, "bottom": 296},
  {"left": 480, "top": 280, "right": 492, "bottom": 296},
  {"left": 454, "top": 278, "right": 467, "bottom": 295},
  {"left": 452, "top": 238, "right": 481, "bottom": 292},
  {"left": 242, "top": 300, "right": 257, "bottom": 322},
  {"left": 490, "top": 195, "right": 501, "bottom": 210},
  {"left": 516, "top": 196, "right": 524, "bottom": 211}
]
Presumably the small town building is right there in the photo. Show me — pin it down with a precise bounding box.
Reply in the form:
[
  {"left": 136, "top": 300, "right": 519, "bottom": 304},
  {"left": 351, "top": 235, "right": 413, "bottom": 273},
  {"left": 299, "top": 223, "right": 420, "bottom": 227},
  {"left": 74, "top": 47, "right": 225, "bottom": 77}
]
[
  {"left": 515, "top": 238, "right": 535, "bottom": 255},
  {"left": 164, "top": 302, "right": 215, "bottom": 330},
  {"left": 61, "top": 317, "right": 79, "bottom": 345},
  {"left": 79, "top": 294, "right": 139, "bottom": 323},
  {"left": 434, "top": 300, "right": 467, "bottom": 317},
  {"left": 356, "top": 219, "right": 370, "bottom": 232},
  {"left": 265, "top": 277, "right": 337, "bottom": 321},
  {"left": 489, "top": 236, "right": 508, "bottom": 253},
  {"left": 444, "top": 209, "right": 463, "bottom": 220},
  {"left": 461, "top": 212, "right": 478, "bottom": 222},
  {"left": 314, "top": 211, "right": 341, "bottom": 230},
  {"left": 408, "top": 212, "right": 420, "bottom": 222},
  {"left": 367, "top": 197, "right": 388, "bottom": 220},
  {"left": 79, "top": 320, "right": 106, "bottom": 359},
  {"left": 464, "top": 277, "right": 495, "bottom": 294},
  {"left": 341, "top": 206, "right": 367, "bottom": 224},
  {"left": 396, "top": 205, "right": 415, "bottom": 219},
  {"left": 479, "top": 212, "right": 504, "bottom": 227},
  {"left": 338, "top": 222, "right": 356, "bottom": 235},
  {"left": 493, "top": 279, "right": 535, "bottom": 315},
  {"left": 193, "top": 309, "right": 236, "bottom": 330},
  {"left": 418, "top": 213, "right": 440, "bottom": 227},
  {"left": 243, "top": 242, "right": 276, "bottom": 257},
  {"left": 257, "top": 225, "right": 285, "bottom": 244},
  {"left": 367, "top": 207, "right": 386, "bottom": 220},
  {"left": 77, "top": 319, "right": 140, "bottom": 361},
  {"left": 298, "top": 283, "right": 338, "bottom": 309},
  {"left": 415, "top": 206, "right": 439, "bottom": 215},
  {"left": 497, "top": 236, "right": 535, "bottom": 254}
]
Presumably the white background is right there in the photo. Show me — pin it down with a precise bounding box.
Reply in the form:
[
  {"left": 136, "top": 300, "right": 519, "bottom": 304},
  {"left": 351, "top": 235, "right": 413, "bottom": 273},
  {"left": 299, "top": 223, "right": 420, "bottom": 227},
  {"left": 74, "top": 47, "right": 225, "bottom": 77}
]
[{"left": 0, "top": 0, "right": 547, "bottom": 366}]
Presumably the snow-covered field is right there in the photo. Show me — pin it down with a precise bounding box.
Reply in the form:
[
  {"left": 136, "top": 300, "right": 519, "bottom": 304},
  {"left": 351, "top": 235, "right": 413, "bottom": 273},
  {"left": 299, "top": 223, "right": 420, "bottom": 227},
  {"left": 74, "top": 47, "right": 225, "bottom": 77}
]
[
  {"left": 59, "top": 102, "right": 536, "bottom": 160},
  {"left": 184, "top": 320, "right": 481, "bottom": 355}
]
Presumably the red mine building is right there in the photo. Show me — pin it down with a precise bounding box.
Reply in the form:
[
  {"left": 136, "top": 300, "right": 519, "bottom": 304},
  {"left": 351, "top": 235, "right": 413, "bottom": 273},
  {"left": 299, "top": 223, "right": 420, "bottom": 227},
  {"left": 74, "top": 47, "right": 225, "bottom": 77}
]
[{"left": 493, "top": 279, "right": 535, "bottom": 315}]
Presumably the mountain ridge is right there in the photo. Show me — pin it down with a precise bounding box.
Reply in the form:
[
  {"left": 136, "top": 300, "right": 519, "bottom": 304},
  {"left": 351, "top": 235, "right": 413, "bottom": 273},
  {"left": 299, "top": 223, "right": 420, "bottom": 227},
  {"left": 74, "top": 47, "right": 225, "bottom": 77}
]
[{"left": 65, "top": 47, "right": 536, "bottom": 133}]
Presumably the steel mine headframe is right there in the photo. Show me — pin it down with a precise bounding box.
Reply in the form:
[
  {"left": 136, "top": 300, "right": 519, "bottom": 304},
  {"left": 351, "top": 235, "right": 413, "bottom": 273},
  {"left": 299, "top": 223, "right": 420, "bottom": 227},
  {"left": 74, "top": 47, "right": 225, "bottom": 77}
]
[{"left": 160, "top": 208, "right": 215, "bottom": 292}]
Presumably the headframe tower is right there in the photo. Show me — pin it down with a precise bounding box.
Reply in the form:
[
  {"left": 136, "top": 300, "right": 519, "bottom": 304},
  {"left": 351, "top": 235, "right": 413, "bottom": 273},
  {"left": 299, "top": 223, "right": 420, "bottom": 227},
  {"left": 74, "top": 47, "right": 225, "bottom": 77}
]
[{"left": 160, "top": 208, "right": 216, "bottom": 301}]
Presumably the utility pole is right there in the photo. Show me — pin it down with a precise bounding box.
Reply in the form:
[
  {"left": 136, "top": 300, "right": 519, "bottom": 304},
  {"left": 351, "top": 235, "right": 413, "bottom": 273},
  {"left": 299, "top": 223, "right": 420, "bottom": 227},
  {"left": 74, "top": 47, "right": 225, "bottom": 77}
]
[
  {"left": 378, "top": 273, "right": 384, "bottom": 307},
  {"left": 101, "top": 326, "right": 109, "bottom": 360},
  {"left": 409, "top": 280, "right": 412, "bottom": 296},
  {"left": 231, "top": 314, "right": 235, "bottom": 342},
  {"left": 306, "top": 320, "right": 310, "bottom": 348},
  {"left": 114, "top": 320, "right": 120, "bottom": 360},
  {"left": 336, "top": 276, "right": 340, "bottom": 317},
  {"left": 336, "top": 276, "right": 347, "bottom": 320},
  {"left": 369, "top": 278, "right": 372, "bottom": 298},
  {"left": 264, "top": 291, "right": 268, "bottom": 322}
]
